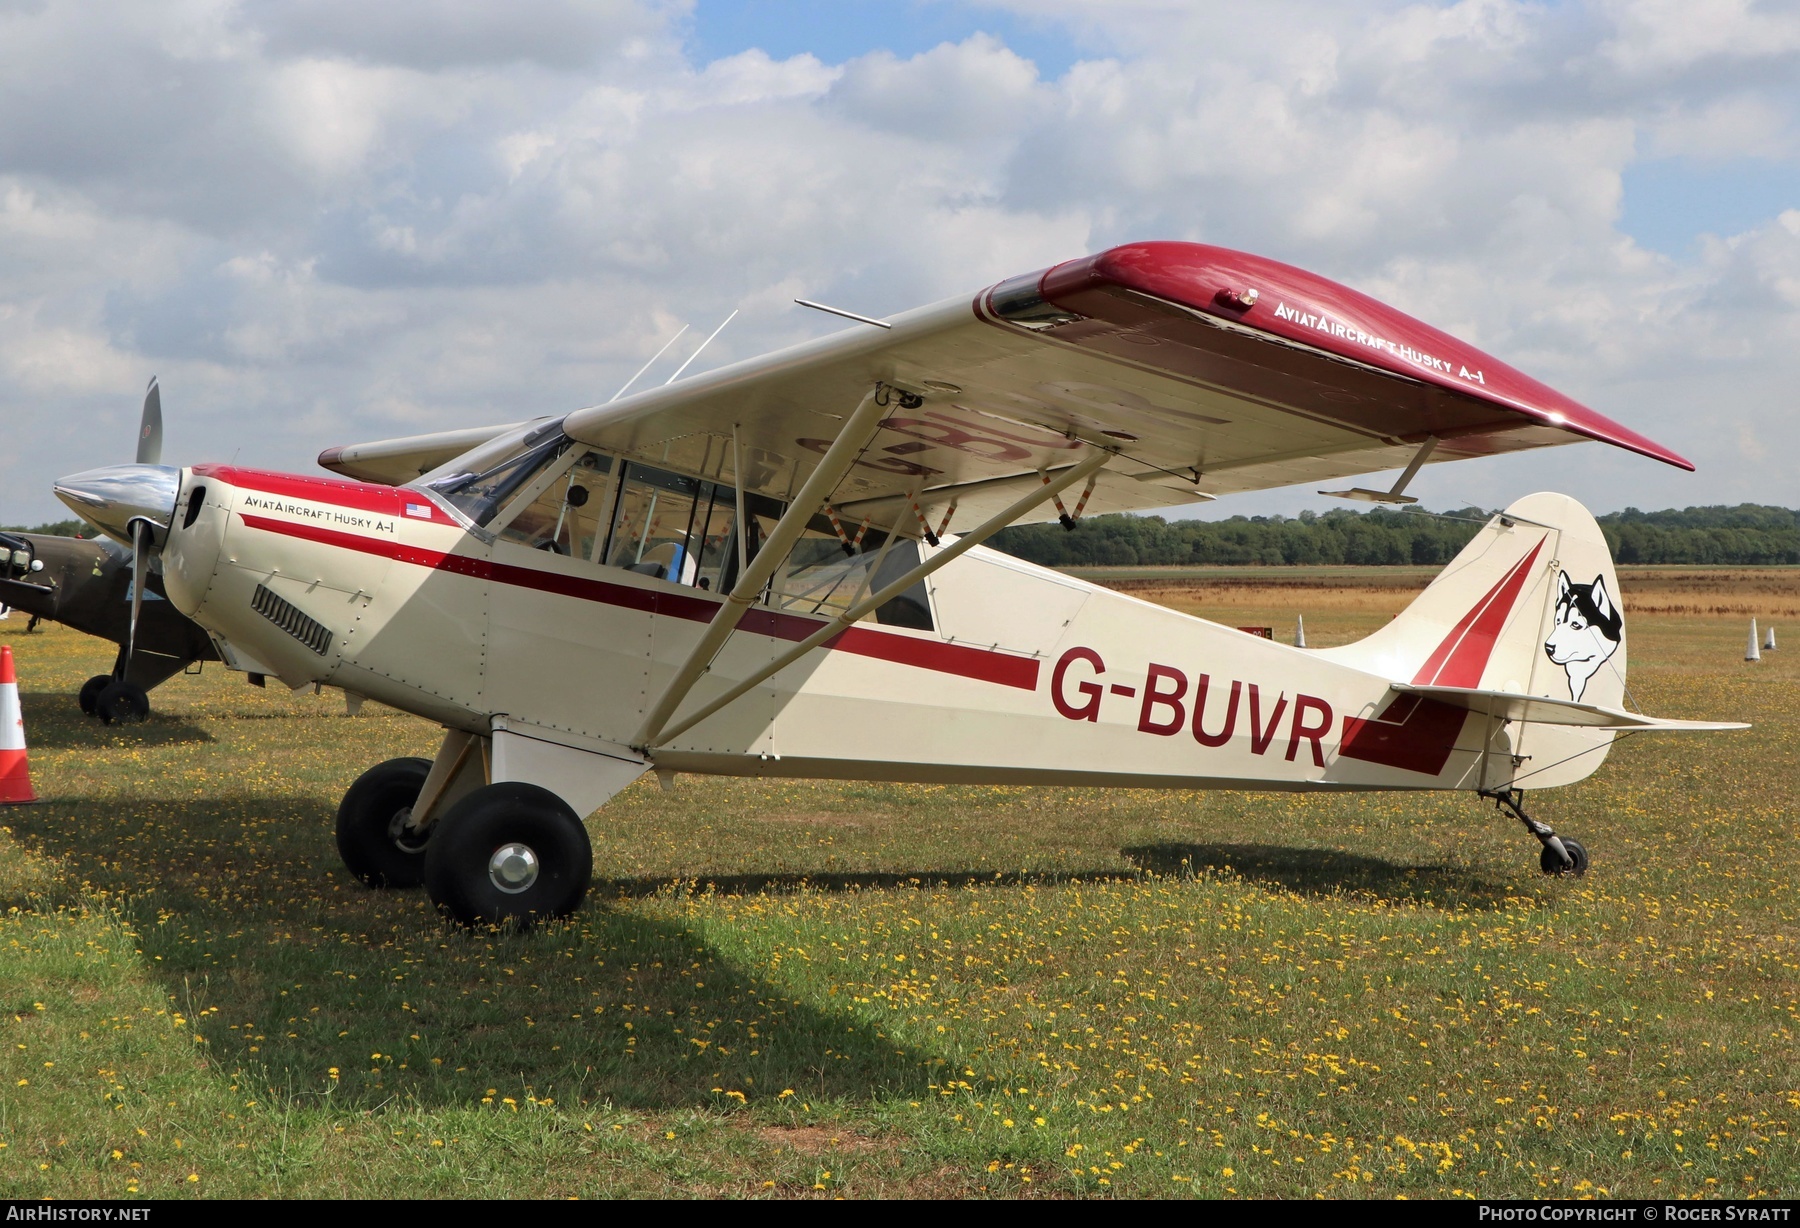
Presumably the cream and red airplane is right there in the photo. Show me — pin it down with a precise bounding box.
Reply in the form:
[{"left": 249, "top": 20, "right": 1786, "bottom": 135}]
[{"left": 53, "top": 241, "right": 1742, "bottom": 927}]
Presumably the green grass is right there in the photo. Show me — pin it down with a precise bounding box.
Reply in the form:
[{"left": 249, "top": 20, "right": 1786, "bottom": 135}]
[{"left": 0, "top": 603, "right": 1794, "bottom": 1199}]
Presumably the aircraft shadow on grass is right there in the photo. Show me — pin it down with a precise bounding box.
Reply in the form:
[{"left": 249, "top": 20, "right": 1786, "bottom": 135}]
[
  {"left": 19, "top": 692, "right": 213, "bottom": 749},
  {"left": 7, "top": 783, "right": 1521, "bottom": 1110},
  {"left": 1121, "top": 842, "right": 1520, "bottom": 910},
  {"left": 4, "top": 795, "right": 940, "bottom": 1110}
]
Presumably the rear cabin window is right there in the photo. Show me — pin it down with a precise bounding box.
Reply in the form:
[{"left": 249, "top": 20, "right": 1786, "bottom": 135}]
[{"left": 777, "top": 526, "right": 933, "bottom": 630}]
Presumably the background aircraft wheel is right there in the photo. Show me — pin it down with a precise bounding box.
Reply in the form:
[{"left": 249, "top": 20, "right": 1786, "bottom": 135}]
[
  {"left": 79, "top": 674, "right": 112, "bottom": 715},
  {"left": 336, "top": 756, "right": 434, "bottom": 888},
  {"left": 1539, "top": 837, "right": 1589, "bottom": 877},
  {"left": 95, "top": 680, "right": 150, "bottom": 725},
  {"left": 423, "top": 782, "right": 592, "bottom": 929}
]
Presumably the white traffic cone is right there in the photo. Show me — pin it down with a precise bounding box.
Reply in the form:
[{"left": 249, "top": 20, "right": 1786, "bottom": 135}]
[
  {"left": 1765, "top": 625, "right": 1777, "bottom": 651},
  {"left": 1746, "top": 619, "right": 1761, "bottom": 663},
  {"left": 0, "top": 645, "right": 40, "bottom": 804},
  {"left": 1294, "top": 615, "right": 1307, "bottom": 648}
]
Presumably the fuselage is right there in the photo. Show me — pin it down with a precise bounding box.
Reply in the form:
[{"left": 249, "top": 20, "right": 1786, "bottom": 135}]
[
  {"left": 153, "top": 459, "right": 1525, "bottom": 800},
  {"left": 0, "top": 530, "right": 217, "bottom": 678}
]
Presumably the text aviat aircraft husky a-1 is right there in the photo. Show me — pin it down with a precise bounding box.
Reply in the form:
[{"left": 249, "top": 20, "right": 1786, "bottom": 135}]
[{"left": 54, "top": 242, "right": 1744, "bottom": 926}]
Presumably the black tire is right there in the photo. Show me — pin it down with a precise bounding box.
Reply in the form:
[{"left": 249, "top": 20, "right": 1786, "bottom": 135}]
[
  {"left": 336, "top": 757, "right": 434, "bottom": 888},
  {"left": 95, "top": 680, "right": 150, "bottom": 725},
  {"left": 423, "top": 782, "right": 592, "bottom": 929},
  {"left": 1540, "top": 836, "right": 1590, "bottom": 877},
  {"left": 79, "top": 674, "right": 113, "bottom": 716}
]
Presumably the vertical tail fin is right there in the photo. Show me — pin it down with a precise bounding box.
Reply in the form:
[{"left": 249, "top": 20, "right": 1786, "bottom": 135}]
[{"left": 1324, "top": 492, "right": 1626, "bottom": 788}]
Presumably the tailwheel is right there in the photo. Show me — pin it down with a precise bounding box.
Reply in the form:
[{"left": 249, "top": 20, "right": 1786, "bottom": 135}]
[
  {"left": 95, "top": 679, "right": 150, "bottom": 725},
  {"left": 336, "top": 756, "right": 434, "bottom": 887},
  {"left": 79, "top": 674, "right": 113, "bottom": 716},
  {"left": 1483, "top": 786, "right": 1590, "bottom": 879},
  {"left": 1540, "top": 836, "right": 1589, "bottom": 878},
  {"left": 423, "top": 782, "right": 592, "bottom": 929}
]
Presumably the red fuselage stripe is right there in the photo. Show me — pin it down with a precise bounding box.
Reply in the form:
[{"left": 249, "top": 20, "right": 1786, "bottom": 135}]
[{"left": 236, "top": 513, "right": 1040, "bottom": 691}]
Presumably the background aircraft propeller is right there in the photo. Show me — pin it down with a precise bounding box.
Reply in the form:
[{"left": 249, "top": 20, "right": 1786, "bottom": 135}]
[
  {"left": 136, "top": 377, "right": 162, "bottom": 466},
  {"left": 107, "top": 380, "right": 169, "bottom": 721}
]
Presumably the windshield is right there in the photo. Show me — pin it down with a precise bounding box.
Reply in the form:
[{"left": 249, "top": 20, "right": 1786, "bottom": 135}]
[{"left": 415, "top": 418, "right": 570, "bottom": 527}]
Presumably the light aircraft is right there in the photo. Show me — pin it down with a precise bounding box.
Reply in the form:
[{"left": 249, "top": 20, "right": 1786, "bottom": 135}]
[
  {"left": 0, "top": 526, "right": 217, "bottom": 722},
  {"left": 53, "top": 241, "right": 1743, "bottom": 927},
  {"left": 5, "top": 381, "right": 218, "bottom": 722}
]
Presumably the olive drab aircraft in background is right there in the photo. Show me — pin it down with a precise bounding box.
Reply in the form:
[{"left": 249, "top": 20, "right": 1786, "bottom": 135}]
[
  {"left": 54, "top": 241, "right": 1744, "bottom": 927},
  {"left": 5, "top": 381, "right": 218, "bottom": 723}
]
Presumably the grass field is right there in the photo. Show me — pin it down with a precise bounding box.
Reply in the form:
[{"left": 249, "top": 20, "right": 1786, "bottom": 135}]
[{"left": 0, "top": 570, "right": 1795, "bottom": 1199}]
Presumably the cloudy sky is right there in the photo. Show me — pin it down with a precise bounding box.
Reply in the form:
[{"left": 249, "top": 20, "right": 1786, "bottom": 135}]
[{"left": 2, "top": 0, "right": 1796, "bottom": 525}]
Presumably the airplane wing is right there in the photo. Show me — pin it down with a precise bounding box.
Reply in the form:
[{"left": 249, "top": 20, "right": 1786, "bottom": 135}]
[
  {"left": 549, "top": 241, "right": 1689, "bottom": 535},
  {"left": 1397, "top": 684, "right": 1749, "bottom": 731},
  {"left": 318, "top": 422, "right": 532, "bottom": 485}
]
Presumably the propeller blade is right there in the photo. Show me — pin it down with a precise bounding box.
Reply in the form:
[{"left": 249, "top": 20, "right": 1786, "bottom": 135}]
[
  {"left": 136, "top": 377, "right": 163, "bottom": 466},
  {"left": 127, "top": 520, "right": 151, "bottom": 671}
]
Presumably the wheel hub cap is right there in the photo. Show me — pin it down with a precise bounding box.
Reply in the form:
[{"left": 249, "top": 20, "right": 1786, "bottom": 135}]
[
  {"left": 387, "top": 807, "right": 428, "bottom": 854},
  {"left": 488, "top": 843, "right": 540, "bottom": 894}
]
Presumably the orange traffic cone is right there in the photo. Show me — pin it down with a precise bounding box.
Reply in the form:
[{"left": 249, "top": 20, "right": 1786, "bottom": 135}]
[{"left": 0, "top": 645, "right": 41, "bottom": 804}]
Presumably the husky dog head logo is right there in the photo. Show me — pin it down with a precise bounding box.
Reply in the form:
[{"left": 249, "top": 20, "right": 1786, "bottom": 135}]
[{"left": 1544, "top": 571, "right": 1622, "bottom": 702}]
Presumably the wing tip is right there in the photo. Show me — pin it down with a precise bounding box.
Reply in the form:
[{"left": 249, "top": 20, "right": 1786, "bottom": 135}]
[{"left": 1054, "top": 240, "right": 1697, "bottom": 474}]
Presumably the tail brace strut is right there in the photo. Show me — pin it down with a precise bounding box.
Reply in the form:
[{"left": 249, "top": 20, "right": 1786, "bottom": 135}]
[{"left": 1481, "top": 786, "right": 1573, "bottom": 870}]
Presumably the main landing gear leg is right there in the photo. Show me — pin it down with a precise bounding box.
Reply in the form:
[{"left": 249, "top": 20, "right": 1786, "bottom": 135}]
[{"left": 1481, "top": 787, "right": 1588, "bottom": 877}]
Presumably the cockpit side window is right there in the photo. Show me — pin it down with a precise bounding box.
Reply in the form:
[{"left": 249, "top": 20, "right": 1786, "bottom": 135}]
[
  {"left": 601, "top": 463, "right": 729, "bottom": 588},
  {"left": 493, "top": 449, "right": 615, "bottom": 558},
  {"left": 434, "top": 440, "right": 936, "bottom": 631}
]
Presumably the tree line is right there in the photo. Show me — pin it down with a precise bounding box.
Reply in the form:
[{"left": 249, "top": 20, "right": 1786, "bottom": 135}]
[
  {"left": 2, "top": 519, "right": 87, "bottom": 538},
  {"left": 988, "top": 504, "right": 1800, "bottom": 567},
  {"left": 12, "top": 504, "right": 1797, "bottom": 567}
]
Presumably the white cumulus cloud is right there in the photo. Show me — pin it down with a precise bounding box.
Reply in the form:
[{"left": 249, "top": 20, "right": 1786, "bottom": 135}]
[{"left": 1, "top": 0, "right": 1796, "bottom": 523}]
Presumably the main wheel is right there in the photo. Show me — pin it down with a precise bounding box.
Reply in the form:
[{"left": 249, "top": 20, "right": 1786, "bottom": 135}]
[
  {"left": 336, "top": 757, "right": 434, "bottom": 888},
  {"left": 423, "top": 782, "right": 592, "bottom": 929},
  {"left": 79, "top": 674, "right": 113, "bottom": 716},
  {"left": 1539, "top": 837, "right": 1589, "bottom": 877},
  {"left": 95, "top": 680, "right": 150, "bottom": 725}
]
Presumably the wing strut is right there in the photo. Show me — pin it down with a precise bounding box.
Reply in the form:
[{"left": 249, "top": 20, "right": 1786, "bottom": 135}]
[
  {"left": 631, "top": 385, "right": 890, "bottom": 749},
  {"left": 646, "top": 447, "right": 1113, "bottom": 751},
  {"left": 1320, "top": 435, "right": 1438, "bottom": 505}
]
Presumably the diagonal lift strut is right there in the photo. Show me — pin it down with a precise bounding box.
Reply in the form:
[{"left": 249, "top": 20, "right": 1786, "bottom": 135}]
[
  {"left": 645, "top": 447, "right": 1113, "bottom": 751},
  {"left": 631, "top": 385, "right": 890, "bottom": 749}
]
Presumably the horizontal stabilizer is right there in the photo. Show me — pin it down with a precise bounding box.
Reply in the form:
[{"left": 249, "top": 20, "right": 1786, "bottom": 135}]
[{"left": 1395, "top": 684, "right": 1749, "bottom": 731}]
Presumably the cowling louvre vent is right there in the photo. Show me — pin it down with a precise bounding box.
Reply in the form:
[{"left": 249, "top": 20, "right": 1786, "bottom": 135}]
[{"left": 251, "top": 584, "right": 332, "bottom": 657}]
